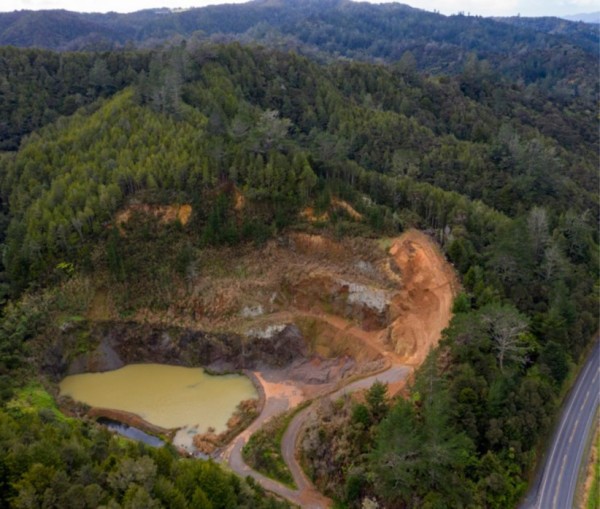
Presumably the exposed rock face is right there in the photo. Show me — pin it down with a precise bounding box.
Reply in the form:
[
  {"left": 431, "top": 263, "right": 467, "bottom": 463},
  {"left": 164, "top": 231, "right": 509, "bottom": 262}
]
[
  {"left": 41, "top": 230, "right": 456, "bottom": 383},
  {"left": 290, "top": 273, "right": 392, "bottom": 330},
  {"left": 68, "top": 339, "right": 123, "bottom": 375},
  {"left": 47, "top": 321, "right": 307, "bottom": 379}
]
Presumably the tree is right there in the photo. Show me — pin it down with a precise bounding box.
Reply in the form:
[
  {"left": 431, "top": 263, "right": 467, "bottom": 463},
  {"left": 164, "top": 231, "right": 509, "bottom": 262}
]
[
  {"left": 482, "top": 304, "right": 529, "bottom": 373},
  {"left": 366, "top": 381, "right": 389, "bottom": 423},
  {"left": 526, "top": 206, "right": 549, "bottom": 261},
  {"left": 88, "top": 59, "right": 113, "bottom": 93},
  {"left": 396, "top": 51, "right": 417, "bottom": 78},
  {"left": 250, "top": 110, "right": 291, "bottom": 153},
  {"left": 371, "top": 400, "right": 421, "bottom": 505},
  {"left": 122, "top": 484, "right": 161, "bottom": 509},
  {"left": 108, "top": 457, "right": 157, "bottom": 494}
]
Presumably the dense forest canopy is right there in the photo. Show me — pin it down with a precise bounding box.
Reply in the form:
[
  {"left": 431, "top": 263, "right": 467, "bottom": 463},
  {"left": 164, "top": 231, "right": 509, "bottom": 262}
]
[
  {"left": 0, "top": 5, "right": 598, "bottom": 508},
  {"left": 1, "top": 0, "right": 598, "bottom": 71}
]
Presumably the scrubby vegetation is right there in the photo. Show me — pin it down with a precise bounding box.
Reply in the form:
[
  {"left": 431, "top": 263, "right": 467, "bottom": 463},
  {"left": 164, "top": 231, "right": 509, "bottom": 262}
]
[
  {"left": 585, "top": 429, "right": 600, "bottom": 509},
  {"left": 243, "top": 403, "right": 310, "bottom": 488}
]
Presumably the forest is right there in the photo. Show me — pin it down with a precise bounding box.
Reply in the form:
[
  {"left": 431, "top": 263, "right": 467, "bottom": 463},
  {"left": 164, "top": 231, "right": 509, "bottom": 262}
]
[
  {"left": 1, "top": 0, "right": 599, "bottom": 77},
  {"left": 0, "top": 5, "right": 598, "bottom": 508}
]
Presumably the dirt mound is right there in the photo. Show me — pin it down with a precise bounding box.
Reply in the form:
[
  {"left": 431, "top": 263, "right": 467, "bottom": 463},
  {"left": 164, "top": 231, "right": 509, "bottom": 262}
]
[
  {"left": 295, "top": 316, "right": 382, "bottom": 363},
  {"left": 288, "top": 273, "right": 391, "bottom": 330},
  {"left": 331, "top": 198, "right": 363, "bottom": 221},
  {"left": 300, "top": 207, "right": 329, "bottom": 223},
  {"left": 87, "top": 407, "right": 172, "bottom": 437}
]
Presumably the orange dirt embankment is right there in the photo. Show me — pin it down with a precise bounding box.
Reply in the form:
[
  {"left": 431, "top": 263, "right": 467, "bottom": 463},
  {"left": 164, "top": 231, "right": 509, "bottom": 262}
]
[
  {"left": 300, "top": 197, "right": 363, "bottom": 223},
  {"left": 386, "top": 230, "right": 459, "bottom": 366},
  {"left": 115, "top": 203, "right": 192, "bottom": 233}
]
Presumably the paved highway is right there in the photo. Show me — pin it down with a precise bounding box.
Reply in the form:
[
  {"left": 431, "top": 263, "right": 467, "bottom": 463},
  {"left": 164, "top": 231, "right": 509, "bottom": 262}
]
[{"left": 528, "top": 340, "right": 599, "bottom": 509}]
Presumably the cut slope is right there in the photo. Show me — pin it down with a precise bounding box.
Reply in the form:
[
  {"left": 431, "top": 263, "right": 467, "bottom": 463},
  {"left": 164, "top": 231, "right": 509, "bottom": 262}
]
[{"left": 387, "top": 229, "right": 459, "bottom": 365}]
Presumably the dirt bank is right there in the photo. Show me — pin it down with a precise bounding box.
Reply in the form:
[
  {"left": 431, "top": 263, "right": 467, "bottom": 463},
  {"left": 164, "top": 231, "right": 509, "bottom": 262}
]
[
  {"left": 86, "top": 407, "right": 174, "bottom": 438},
  {"left": 387, "top": 230, "right": 459, "bottom": 365}
]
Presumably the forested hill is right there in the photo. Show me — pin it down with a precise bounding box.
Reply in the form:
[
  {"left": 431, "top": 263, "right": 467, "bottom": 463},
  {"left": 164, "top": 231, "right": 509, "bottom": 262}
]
[
  {"left": 1, "top": 42, "right": 597, "bottom": 288},
  {"left": 1, "top": 0, "right": 598, "bottom": 71},
  {"left": 0, "top": 11, "right": 598, "bottom": 509}
]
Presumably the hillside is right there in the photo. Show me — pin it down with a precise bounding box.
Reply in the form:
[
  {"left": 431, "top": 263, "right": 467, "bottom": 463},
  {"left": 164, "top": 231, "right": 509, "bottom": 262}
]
[
  {"left": 1, "top": 0, "right": 598, "bottom": 76},
  {"left": 562, "top": 11, "right": 600, "bottom": 23},
  {"left": 1, "top": 43, "right": 596, "bottom": 291},
  {"left": 0, "top": 15, "right": 598, "bottom": 509}
]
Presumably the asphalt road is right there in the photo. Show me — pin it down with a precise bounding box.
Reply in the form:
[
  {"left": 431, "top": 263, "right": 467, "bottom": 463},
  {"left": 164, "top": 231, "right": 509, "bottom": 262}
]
[{"left": 528, "top": 340, "right": 599, "bottom": 509}]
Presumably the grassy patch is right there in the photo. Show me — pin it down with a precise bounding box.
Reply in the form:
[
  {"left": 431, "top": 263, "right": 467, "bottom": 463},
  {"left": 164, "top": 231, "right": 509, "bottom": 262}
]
[
  {"left": 586, "top": 429, "right": 599, "bottom": 509},
  {"left": 376, "top": 237, "right": 394, "bottom": 252},
  {"left": 6, "top": 383, "right": 69, "bottom": 422},
  {"left": 243, "top": 402, "right": 310, "bottom": 488}
]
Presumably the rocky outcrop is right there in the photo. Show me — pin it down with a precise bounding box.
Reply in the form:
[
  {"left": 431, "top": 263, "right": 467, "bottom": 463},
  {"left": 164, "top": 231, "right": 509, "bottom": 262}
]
[
  {"left": 44, "top": 321, "right": 307, "bottom": 379},
  {"left": 68, "top": 339, "right": 123, "bottom": 375}
]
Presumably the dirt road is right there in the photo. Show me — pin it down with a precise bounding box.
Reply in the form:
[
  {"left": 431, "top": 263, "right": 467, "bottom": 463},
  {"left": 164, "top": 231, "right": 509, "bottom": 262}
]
[{"left": 219, "top": 230, "right": 457, "bottom": 508}]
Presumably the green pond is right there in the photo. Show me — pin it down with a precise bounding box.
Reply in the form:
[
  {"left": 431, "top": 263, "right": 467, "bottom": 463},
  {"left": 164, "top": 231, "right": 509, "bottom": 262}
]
[{"left": 59, "top": 364, "right": 257, "bottom": 450}]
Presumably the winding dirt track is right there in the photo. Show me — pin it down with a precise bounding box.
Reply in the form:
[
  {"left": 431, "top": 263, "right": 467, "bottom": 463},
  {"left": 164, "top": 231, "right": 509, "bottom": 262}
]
[{"left": 219, "top": 230, "right": 457, "bottom": 508}]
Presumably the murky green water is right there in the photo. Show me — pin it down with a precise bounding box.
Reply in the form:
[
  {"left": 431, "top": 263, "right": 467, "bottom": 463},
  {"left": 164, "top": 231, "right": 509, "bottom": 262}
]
[{"left": 59, "top": 364, "right": 257, "bottom": 436}]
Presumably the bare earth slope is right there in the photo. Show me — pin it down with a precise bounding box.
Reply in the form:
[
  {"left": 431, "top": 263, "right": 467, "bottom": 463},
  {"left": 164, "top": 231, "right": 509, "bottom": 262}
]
[{"left": 387, "top": 230, "right": 459, "bottom": 365}]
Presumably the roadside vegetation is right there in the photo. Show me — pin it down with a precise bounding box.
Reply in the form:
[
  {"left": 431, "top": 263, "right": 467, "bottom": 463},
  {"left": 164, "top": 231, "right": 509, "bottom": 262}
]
[
  {"left": 243, "top": 402, "right": 310, "bottom": 488},
  {"left": 584, "top": 427, "right": 599, "bottom": 509}
]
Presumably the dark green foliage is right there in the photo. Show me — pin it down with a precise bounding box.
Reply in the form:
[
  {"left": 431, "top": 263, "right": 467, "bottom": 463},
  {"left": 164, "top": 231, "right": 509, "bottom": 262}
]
[
  {"left": 302, "top": 394, "right": 377, "bottom": 503},
  {"left": 0, "top": 47, "right": 150, "bottom": 150},
  {"left": 1, "top": 1, "right": 598, "bottom": 97},
  {"left": 365, "top": 381, "right": 388, "bottom": 424},
  {"left": 351, "top": 403, "right": 370, "bottom": 428},
  {"left": 0, "top": 292, "right": 50, "bottom": 384},
  {"left": 202, "top": 192, "right": 240, "bottom": 246},
  {"left": 1, "top": 42, "right": 596, "bottom": 293},
  {"left": 0, "top": 406, "right": 289, "bottom": 509},
  {"left": 539, "top": 341, "right": 570, "bottom": 386},
  {"left": 372, "top": 353, "right": 474, "bottom": 508},
  {"left": 452, "top": 292, "right": 472, "bottom": 314}
]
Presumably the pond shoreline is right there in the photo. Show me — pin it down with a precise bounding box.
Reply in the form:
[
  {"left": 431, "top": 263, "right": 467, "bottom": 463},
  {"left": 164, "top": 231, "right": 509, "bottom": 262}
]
[
  {"left": 87, "top": 407, "right": 175, "bottom": 439},
  {"left": 59, "top": 363, "right": 263, "bottom": 455}
]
